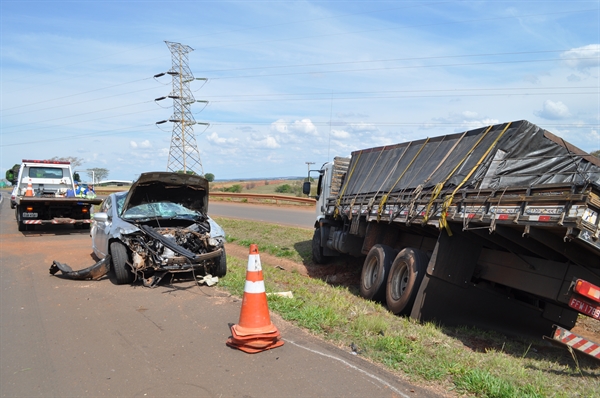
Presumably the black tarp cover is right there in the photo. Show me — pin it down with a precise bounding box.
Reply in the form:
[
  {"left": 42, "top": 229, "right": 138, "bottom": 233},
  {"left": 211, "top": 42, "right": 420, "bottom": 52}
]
[{"left": 341, "top": 120, "right": 600, "bottom": 197}]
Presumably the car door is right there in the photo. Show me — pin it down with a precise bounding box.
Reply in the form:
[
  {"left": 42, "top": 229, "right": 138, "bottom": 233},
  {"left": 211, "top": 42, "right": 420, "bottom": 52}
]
[{"left": 91, "top": 196, "right": 113, "bottom": 258}]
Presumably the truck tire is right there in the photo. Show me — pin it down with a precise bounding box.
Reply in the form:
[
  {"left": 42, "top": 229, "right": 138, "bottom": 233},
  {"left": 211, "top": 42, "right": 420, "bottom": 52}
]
[
  {"left": 360, "top": 244, "right": 397, "bottom": 302},
  {"left": 386, "top": 247, "right": 429, "bottom": 315},
  {"left": 16, "top": 206, "right": 29, "bottom": 232},
  {"left": 110, "top": 241, "right": 134, "bottom": 285},
  {"left": 212, "top": 247, "right": 227, "bottom": 277},
  {"left": 312, "top": 228, "right": 329, "bottom": 264}
]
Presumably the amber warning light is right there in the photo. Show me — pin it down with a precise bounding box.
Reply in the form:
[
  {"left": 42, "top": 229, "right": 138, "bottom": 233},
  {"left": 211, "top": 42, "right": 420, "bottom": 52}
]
[{"left": 574, "top": 279, "right": 600, "bottom": 303}]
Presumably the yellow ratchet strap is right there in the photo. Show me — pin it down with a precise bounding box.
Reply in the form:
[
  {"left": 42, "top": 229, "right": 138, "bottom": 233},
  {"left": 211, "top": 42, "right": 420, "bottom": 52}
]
[
  {"left": 423, "top": 125, "right": 494, "bottom": 223},
  {"left": 334, "top": 151, "right": 362, "bottom": 219},
  {"left": 439, "top": 122, "right": 512, "bottom": 235},
  {"left": 378, "top": 138, "right": 430, "bottom": 221}
]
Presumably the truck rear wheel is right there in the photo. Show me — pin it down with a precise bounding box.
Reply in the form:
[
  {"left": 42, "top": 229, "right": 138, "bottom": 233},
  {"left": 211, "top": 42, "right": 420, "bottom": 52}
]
[
  {"left": 312, "top": 228, "right": 329, "bottom": 264},
  {"left": 16, "top": 206, "right": 29, "bottom": 232},
  {"left": 386, "top": 247, "right": 428, "bottom": 315},
  {"left": 110, "top": 242, "right": 134, "bottom": 285},
  {"left": 360, "top": 244, "right": 397, "bottom": 302}
]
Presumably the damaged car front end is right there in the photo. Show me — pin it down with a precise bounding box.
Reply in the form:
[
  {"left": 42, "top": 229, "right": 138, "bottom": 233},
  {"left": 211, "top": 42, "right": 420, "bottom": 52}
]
[{"left": 91, "top": 172, "right": 226, "bottom": 287}]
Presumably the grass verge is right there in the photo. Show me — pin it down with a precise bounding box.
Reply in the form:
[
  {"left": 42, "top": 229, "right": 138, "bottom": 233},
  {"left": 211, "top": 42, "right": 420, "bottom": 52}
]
[{"left": 214, "top": 217, "right": 600, "bottom": 397}]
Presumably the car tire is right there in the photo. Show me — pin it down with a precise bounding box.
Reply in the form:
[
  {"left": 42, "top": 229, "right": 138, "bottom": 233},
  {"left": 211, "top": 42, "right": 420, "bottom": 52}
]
[
  {"left": 360, "top": 244, "right": 396, "bottom": 302},
  {"left": 213, "top": 247, "right": 227, "bottom": 277},
  {"left": 312, "top": 227, "right": 329, "bottom": 264},
  {"left": 110, "top": 241, "right": 134, "bottom": 285},
  {"left": 385, "top": 248, "right": 429, "bottom": 315}
]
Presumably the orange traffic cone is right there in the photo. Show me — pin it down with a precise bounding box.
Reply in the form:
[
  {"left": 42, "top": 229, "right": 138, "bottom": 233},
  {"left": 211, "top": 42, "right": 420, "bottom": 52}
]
[
  {"left": 25, "top": 180, "right": 34, "bottom": 197},
  {"left": 226, "top": 244, "right": 284, "bottom": 353}
]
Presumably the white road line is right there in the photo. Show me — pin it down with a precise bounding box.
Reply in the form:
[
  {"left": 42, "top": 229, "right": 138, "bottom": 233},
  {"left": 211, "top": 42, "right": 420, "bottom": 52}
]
[{"left": 286, "top": 340, "right": 410, "bottom": 398}]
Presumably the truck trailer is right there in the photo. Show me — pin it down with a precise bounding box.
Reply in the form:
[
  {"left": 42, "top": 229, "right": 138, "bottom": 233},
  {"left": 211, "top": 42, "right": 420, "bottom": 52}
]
[
  {"left": 304, "top": 120, "right": 600, "bottom": 358},
  {"left": 14, "top": 159, "right": 102, "bottom": 231}
]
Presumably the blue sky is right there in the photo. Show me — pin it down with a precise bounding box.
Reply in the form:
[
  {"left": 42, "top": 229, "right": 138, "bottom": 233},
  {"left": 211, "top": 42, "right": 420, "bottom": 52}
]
[{"left": 1, "top": 1, "right": 599, "bottom": 181}]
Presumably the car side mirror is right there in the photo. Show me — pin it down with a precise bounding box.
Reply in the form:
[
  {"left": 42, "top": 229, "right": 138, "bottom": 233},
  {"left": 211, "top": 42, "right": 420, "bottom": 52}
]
[
  {"left": 302, "top": 181, "right": 311, "bottom": 196},
  {"left": 93, "top": 212, "right": 108, "bottom": 222}
]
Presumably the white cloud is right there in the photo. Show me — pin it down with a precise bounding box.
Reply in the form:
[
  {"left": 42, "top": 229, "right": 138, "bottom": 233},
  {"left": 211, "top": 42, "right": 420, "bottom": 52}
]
[
  {"left": 430, "top": 112, "right": 500, "bottom": 131},
  {"left": 270, "top": 118, "right": 318, "bottom": 136},
  {"left": 346, "top": 122, "right": 378, "bottom": 134},
  {"left": 140, "top": 140, "right": 151, "bottom": 148},
  {"left": 263, "top": 136, "right": 280, "bottom": 148},
  {"left": 561, "top": 44, "right": 600, "bottom": 71},
  {"left": 130, "top": 141, "right": 138, "bottom": 149},
  {"left": 251, "top": 136, "right": 280, "bottom": 149},
  {"left": 207, "top": 132, "right": 238, "bottom": 145},
  {"left": 535, "top": 100, "right": 570, "bottom": 120},
  {"left": 330, "top": 129, "right": 350, "bottom": 138}
]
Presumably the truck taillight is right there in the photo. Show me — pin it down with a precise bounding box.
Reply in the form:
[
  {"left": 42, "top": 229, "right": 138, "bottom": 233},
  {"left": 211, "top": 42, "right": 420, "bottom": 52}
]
[
  {"left": 26, "top": 206, "right": 34, "bottom": 212},
  {"left": 82, "top": 208, "right": 88, "bottom": 213},
  {"left": 574, "top": 279, "right": 600, "bottom": 304}
]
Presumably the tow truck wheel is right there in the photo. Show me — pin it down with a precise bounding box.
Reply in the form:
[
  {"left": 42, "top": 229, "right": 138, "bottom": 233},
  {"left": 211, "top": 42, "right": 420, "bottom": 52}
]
[
  {"left": 386, "top": 247, "right": 428, "bottom": 315},
  {"left": 312, "top": 227, "right": 329, "bottom": 264},
  {"left": 16, "top": 206, "right": 28, "bottom": 232},
  {"left": 110, "top": 242, "right": 134, "bottom": 285},
  {"left": 360, "top": 244, "right": 397, "bottom": 302},
  {"left": 213, "top": 247, "right": 227, "bottom": 277}
]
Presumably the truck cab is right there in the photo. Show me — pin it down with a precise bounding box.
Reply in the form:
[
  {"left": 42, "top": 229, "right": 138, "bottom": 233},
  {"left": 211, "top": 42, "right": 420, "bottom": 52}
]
[{"left": 16, "top": 159, "right": 74, "bottom": 197}]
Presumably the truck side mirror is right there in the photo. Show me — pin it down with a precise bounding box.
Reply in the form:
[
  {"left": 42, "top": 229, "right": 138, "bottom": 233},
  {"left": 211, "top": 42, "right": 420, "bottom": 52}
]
[{"left": 302, "top": 181, "right": 311, "bottom": 196}]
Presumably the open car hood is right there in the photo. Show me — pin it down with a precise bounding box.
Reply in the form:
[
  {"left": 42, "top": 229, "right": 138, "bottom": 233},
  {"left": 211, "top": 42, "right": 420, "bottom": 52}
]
[{"left": 121, "top": 172, "right": 209, "bottom": 215}]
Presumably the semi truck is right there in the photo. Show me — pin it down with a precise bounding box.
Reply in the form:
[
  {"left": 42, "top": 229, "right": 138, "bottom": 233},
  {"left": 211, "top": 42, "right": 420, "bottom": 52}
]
[
  {"left": 13, "top": 159, "right": 102, "bottom": 231},
  {"left": 304, "top": 120, "right": 600, "bottom": 358}
]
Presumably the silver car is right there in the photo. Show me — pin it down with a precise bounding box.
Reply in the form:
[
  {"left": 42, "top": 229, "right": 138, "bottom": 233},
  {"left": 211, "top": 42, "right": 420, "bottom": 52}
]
[{"left": 91, "top": 172, "right": 226, "bottom": 287}]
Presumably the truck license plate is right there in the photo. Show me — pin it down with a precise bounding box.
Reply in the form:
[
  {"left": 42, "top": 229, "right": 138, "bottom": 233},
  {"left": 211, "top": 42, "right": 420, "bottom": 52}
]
[
  {"left": 23, "top": 212, "right": 38, "bottom": 218},
  {"left": 569, "top": 297, "right": 600, "bottom": 320}
]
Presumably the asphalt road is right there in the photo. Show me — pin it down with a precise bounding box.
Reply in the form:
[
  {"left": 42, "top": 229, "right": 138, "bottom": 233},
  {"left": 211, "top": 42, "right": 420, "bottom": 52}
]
[
  {"left": 0, "top": 197, "right": 443, "bottom": 398},
  {"left": 209, "top": 201, "right": 317, "bottom": 229}
]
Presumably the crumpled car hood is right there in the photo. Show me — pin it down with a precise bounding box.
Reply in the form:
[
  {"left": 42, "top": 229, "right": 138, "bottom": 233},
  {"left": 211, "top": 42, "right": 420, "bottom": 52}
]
[{"left": 121, "top": 172, "right": 209, "bottom": 215}]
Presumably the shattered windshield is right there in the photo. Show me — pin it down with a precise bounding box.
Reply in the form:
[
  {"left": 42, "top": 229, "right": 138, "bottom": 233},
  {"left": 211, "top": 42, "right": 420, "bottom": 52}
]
[{"left": 122, "top": 201, "right": 200, "bottom": 221}]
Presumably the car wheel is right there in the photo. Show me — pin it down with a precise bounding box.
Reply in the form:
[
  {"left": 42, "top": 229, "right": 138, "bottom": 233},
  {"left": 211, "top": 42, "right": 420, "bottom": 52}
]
[
  {"left": 360, "top": 244, "right": 396, "bottom": 302},
  {"left": 312, "top": 228, "right": 329, "bottom": 264},
  {"left": 385, "top": 248, "right": 429, "bottom": 315},
  {"left": 110, "top": 241, "right": 134, "bottom": 285},
  {"left": 212, "top": 247, "right": 227, "bottom": 277}
]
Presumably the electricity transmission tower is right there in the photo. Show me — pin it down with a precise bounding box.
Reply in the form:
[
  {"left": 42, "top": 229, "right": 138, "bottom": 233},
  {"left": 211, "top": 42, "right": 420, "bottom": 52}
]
[{"left": 160, "top": 41, "right": 205, "bottom": 175}]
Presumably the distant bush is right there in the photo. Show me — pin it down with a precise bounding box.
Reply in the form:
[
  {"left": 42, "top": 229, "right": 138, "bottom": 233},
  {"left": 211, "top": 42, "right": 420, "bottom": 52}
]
[
  {"left": 224, "top": 184, "right": 243, "bottom": 193},
  {"left": 275, "top": 184, "right": 293, "bottom": 193},
  {"left": 246, "top": 182, "right": 256, "bottom": 190}
]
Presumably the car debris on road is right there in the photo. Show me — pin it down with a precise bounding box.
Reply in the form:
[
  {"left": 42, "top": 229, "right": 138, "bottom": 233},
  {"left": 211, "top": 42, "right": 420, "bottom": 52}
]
[{"left": 49, "top": 256, "right": 111, "bottom": 280}]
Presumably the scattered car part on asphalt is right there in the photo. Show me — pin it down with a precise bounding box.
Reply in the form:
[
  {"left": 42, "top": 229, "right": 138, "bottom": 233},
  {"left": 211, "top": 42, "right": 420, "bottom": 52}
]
[{"left": 49, "top": 256, "right": 111, "bottom": 280}]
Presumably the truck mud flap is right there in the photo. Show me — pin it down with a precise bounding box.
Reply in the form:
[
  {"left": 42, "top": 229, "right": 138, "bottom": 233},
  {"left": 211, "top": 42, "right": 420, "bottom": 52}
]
[{"left": 49, "top": 256, "right": 111, "bottom": 280}]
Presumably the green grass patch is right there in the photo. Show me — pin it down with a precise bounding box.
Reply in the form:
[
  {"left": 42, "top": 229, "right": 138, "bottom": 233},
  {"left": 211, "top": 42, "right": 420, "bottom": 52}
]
[
  {"left": 216, "top": 217, "right": 600, "bottom": 397},
  {"left": 215, "top": 217, "right": 313, "bottom": 263}
]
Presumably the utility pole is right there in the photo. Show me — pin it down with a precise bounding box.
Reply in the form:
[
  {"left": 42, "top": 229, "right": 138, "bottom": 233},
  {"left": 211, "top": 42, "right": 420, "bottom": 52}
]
[
  {"left": 305, "top": 161, "right": 315, "bottom": 178},
  {"left": 156, "top": 41, "right": 205, "bottom": 176}
]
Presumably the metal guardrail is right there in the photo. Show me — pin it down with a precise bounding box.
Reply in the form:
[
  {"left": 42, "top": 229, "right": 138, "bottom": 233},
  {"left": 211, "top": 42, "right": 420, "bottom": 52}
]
[
  {"left": 91, "top": 188, "right": 317, "bottom": 206},
  {"left": 209, "top": 192, "right": 316, "bottom": 205}
]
